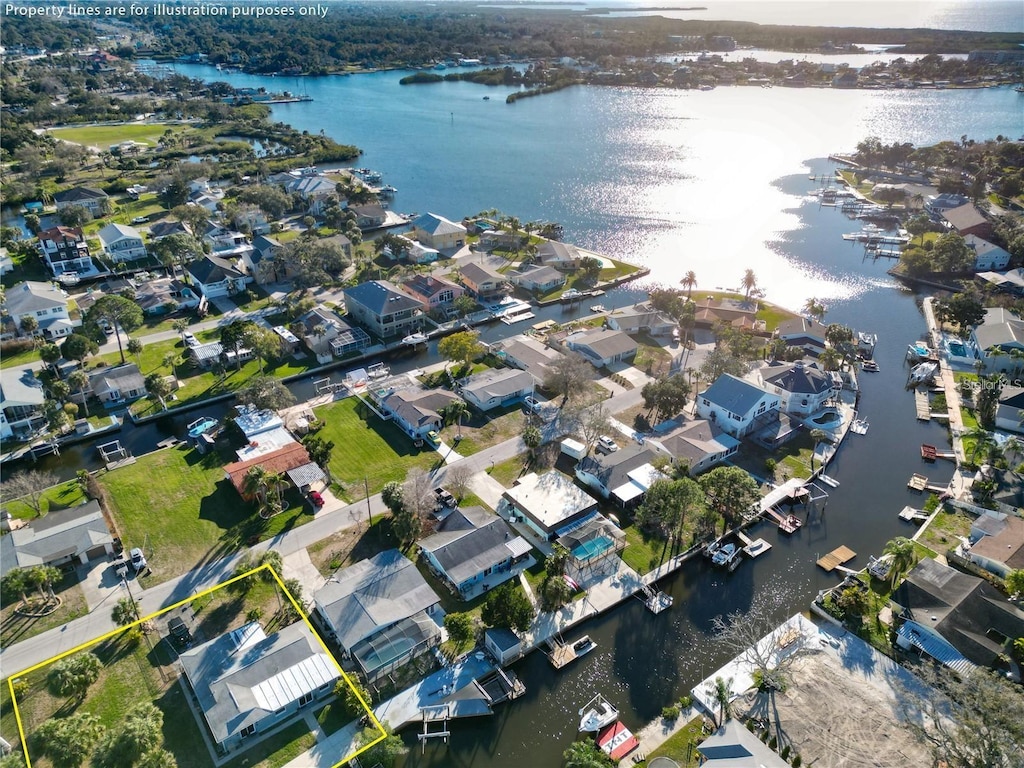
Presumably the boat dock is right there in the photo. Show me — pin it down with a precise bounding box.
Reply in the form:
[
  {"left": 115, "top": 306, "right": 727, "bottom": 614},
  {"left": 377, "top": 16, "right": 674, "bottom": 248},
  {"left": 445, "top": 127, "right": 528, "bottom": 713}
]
[
  {"left": 899, "top": 506, "right": 929, "bottom": 523},
  {"left": 921, "top": 444, "right": 955, "bottom": 462},
  {"left": 638, "top": 584, "right": 673, "bottom": 614},
  {"left": 914, "top": 391, "right": 931, "bottom": 420},
  {"left": 907, "top": 474, "right": 944, "bottom": 493},
  {"left": 501, "top": 309, "right": 536, "bottom": 325},
  {"left": 764, "top": 507, "right": 803, "bottom": 533},
  {"left": 738, "top": 529, "right": 772, "bottom": 558},
  {"left": 547, "top": 637, "right": 591, "bottom": 669},
  {"left": 816, "top": 545, "right": 856, "bottom": 572}
]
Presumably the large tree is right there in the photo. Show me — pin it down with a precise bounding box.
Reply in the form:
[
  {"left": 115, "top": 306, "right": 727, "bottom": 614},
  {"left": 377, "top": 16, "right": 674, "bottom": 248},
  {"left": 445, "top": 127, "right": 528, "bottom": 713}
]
[
  {"left": 84, "top": 295, "right": 143, "bottom": 364},
  {"left": 236, "top": 376, "right": 295, "bottom": 411},
  {"left": 635, "top": 477, "right": 705, "bottom": 548},
  {"left": 220, "top": 319, "right": 257, "bottom": 370},
  {"left": 145, "top": 373, "right": 172, "bottom": 411},
  {"left": 35, "top": 711, "right": 105, "bottom": 768},
  {"left": 150, "top": 232, "right": 203, "bottom": 273},
  {"left": 4, "top": 469, "right": 58, "bottom": 517},
  {"left": 934, "top": 291, "right": 986, "bottom": 339},
  {"left": 438, "top": 330, "right": 484, "bottom": 374},
  {"left": 60, "top": 333, "right": 98, "bottom": 367},
  {"left": 481, "top": 581, "right": 534, "bottom": 632},
  {"left": 641, "top": 374, "right": 691, "bottom": 423},
  {"left": 563, "top": 739, "right": 614, "bottom": 768},
  {"left": 543, "top": 350, "right": 592, "bottom": 404},
  {"left": 699, "top": 466, "right": 760, "bottom": 534}
]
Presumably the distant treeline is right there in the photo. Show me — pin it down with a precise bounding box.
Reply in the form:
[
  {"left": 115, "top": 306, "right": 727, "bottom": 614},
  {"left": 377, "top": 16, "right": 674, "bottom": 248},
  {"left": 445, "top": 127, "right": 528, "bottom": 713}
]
[{"left": 5, "top": 2, "right": 1012, "bottom": 75}]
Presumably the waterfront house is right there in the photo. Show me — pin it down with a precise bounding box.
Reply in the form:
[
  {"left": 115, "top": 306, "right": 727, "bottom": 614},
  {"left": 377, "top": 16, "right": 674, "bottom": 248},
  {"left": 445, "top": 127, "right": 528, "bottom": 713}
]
[
  {"left": 37, "top": 226, "right": 98, "bottom": 279},
  {"left": 313, "top": 549, "right": 442, "bottom": 682},
  {"left": 418, "top": 506, "right": 534, "bottom": 600},
  {"left": 478, "top": 230, "right": 525, "bottom": 252},
  {"left": 942, "top": 203, "right": 993, "bottom": 239},
  {"left": 498, "top": 470, "right": 600, "bottom": 541},
  {"left": 148, "top": 220, "right": 192, "bottom": 241},
  {"left": 757, "top": 360, "right": 839, "bottom": 417},
  {"left": 692, "top": 297, "right": 757, "bottom": 328},
  {"left": 565, "top": 328, "right": 638, "bottom": 368},
  {"left": 3, "top": 281, "right": 74, "bottom": 340},
  {"left": 484, "top": 628, "right": 522, "bottom": 666},
  {"left": 0, "top": 366, "right": 46, "bottom": 440},
  {"left": 391, "top": 236, "right": 440, "bottom": 265},
  {"left": 186, "top": 255, "right": 251, "bottom": 299},
  {"left": 401, "top": 274, "right": 465, "bottom": 312},
  {"left": 87, "top": 363, "right": 146, "bottom": 404},
  {"left": 411, "top": 212, "right": 467, "bottom": 251},
  {"left": 224, "top": 442, "right": 311, "bottom": 500},
  {"left": 536, "top": 241, "right": 581, "bottom": 270},
  {"left": 374, "top": 387, "right": 461, "bottom": 441},
  {"left": 924, "top": 193, "right": 968, "bottom": 217},
  {"left": 349, "top": 203, "right": 387, "bottom": 230},
  {"left": 286, "top": 174, "right": 339, "bottom": 216},
  {"left": 971, "top": 308, "right": 1024, "bottom": 373},
  {"left": 459, "top": 261, "right": 507, "bottom": 300},
  {"left": 179, "top": 621, "right": 339, "bottom": 754},
  {"left": 509, "top": 264, "right": 566, "bottom": 293},
  {"left": 774, "top": 317, "right": 827, "bottom": 357},
  {"left": 698, "top": 720, "right": 788, "bottom": 768},
  {"left": 605, "top": 303, "right": 676, "bottom": 337},
  {"left": 53, "top": 186, "right": 109, "bottom": 217},
  {"left": 135, "top": 277, "right": 200, "bottom": 315},
  {"left": 891, "top": 558, "right": 1024, "bottom": 672},
  {"left": 696, "top": 374, "right": 780, "bottom": 438},
  {"left": 575, "top": 445, "right": 665, "bottom": 505},
  {"left": 964, "top": 235, "right": 1011, "bottom": 272},
  {"left": 0, "top": 500, "right": 114, "bottom": 577},
  {"left": 975, "top": 268, "right": 1024, "bottom": 297},
  {"left": 98, "top": 223, "right": 147, "bottom": 263},
  {"left": 458, "top": 368, "right": 534, "bottom": 412},
  {"left": 995, "top": 385, "right": 1024, "bottom": 433},
  {"left": 966, "top": 512, "right": 1024, "bottom": 580},
  {"left": 972, "top": 466, "right": 1024, "bottom": 514},
  {"left": 645, "top": 415, "right": 739, "bottom": 476},
  {"left": 343, "top": 280, "right": 422, "bottom": 340},
  {"left": 495, "top": 334, "right": 563, "bottom": 384},
  {"left": 556, "top": 514, "right": 627, "bottom": 581},
  {"left": 295, "top": 306, "right": 371, "bottom": 360}
]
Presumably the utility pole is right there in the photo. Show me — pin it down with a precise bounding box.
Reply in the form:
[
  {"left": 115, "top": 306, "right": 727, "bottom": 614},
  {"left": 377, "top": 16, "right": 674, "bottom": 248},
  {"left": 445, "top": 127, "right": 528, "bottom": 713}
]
[{"left": 364, "top": 477, "right": 372, "bottom": 528}]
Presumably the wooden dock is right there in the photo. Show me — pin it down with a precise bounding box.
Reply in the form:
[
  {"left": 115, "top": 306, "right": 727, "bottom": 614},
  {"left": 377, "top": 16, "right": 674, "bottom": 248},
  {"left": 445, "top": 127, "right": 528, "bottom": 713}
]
[
  {"left": 907, "top": 473, "right": 929, "bottom": 492},
  {"left": 915, "top": 391, "right": 930, "bottom": 421},
  {"left": 817, "top": 545, "right": 856, "bottom": 572}
]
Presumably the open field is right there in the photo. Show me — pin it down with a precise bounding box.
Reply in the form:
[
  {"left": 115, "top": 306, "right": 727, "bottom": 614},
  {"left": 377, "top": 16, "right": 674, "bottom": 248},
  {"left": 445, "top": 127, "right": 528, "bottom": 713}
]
[
  {"left": 48, "top": 123, "right": 186, "bottom": 149},
  {"left": 99, "top": 446, "right": 316, "bottom": 585},
  {"left": 313, "top": 398, "right": 439, "bottom": 499}
]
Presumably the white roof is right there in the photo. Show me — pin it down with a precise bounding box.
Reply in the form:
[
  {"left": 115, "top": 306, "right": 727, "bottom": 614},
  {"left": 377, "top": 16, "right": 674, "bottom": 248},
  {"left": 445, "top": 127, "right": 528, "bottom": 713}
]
[
  {"left": 251, "top": 653, "right": 338, "bottom": 712},
  {"left": 98, "top": 222, "right": 142, "bottom": 244},
  {"left": 234, "top": 426, "right": 297, "bottom": 461}
]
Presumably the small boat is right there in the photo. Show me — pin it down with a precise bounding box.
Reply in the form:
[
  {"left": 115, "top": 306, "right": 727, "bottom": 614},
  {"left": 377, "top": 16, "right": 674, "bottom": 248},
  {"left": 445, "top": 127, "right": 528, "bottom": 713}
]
[
  {"left": 850, "top": 419, "right": 869, "bottom": 435},
  {"left": 862, "top": 361, "right": 880, "bottom": 372},
  {"left": 711, "top": 543, "right": 737, "bottom": 566},
  {"left": 401, "top": 332, "right": 428, "bottom": 346},
  {"left": 367, "top": 362, "right": 390, "bottom": 379},
  {"left": 909, "top": 362, "right": 938, "bottom": 384},
  {"left": 590, "top": 304, "right": 605, "bottom": 313},
  {"left": 482, "top": 95, "right": 490, "bottom": 100},
  {"left": 572, "top": 636, "right": 597, "bottom": 658},
  {"left": 579, "top": 695, "right": 619, "bottom": 733},
  {"left": 818, "top": 474, "right": 840, "bottom": 488},
  {"left": 597, "top": 720, "right": 640, "bottom": 761}
]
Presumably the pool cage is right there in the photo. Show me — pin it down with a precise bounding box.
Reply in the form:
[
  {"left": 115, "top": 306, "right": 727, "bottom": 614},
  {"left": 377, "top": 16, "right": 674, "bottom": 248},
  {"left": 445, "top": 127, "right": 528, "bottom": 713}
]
[
  {"left": 556, "top": 516, "right": 626, "bottom": 582},
  {"left": 351, "top": 611, "right": 442, "bottom": 683}
]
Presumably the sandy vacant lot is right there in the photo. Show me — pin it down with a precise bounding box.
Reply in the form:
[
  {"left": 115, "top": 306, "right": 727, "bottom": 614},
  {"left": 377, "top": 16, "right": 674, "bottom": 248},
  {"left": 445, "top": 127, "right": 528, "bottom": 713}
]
[{"left": 735, "top": 632, "right": 932, "bottom": 767}]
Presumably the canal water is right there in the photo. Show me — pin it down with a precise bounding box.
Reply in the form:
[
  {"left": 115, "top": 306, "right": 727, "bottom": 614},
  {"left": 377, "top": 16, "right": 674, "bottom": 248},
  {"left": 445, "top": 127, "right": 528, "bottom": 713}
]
[{"left": 8, "top": 65, "right": 1022, "bottom": 764}]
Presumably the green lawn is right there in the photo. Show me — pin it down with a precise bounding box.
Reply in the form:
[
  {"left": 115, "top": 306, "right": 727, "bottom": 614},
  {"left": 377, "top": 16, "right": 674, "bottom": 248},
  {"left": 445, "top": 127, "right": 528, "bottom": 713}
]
[
  {"left": 441, "top": 404, "right": 525, "bottom": 457},
  {"left": 916, "top": 508, "right": 972, "bottom": 555},
  {"left": 48, "top": 123, "right": 182, "bottom": 148},
  {"left": 98, "top": 446, "right": 316, "bottom": 585},
  {"left": 621, "top": 524, "right": 674, "bottom": 576},
  {"left": 313, "top": 398, "right": 439, "bottom": 499},
  {"left": 0, "top": 573, "right": 88, "bottom": 648},
  {"left": 488, "top": 454, "right": 531, "bottom": 488},
  {"left": 636, "top": 716, "right": 705, "bottom": 767},
  {"left": 3, "top": 479, "right": 87, "bottom": 520},
  {"left": 0, "top": 343, "right": 44, "bottom": 369}
]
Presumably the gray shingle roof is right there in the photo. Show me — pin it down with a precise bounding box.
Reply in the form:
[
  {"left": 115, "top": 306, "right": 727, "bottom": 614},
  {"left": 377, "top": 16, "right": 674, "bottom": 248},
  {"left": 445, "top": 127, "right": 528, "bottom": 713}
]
[
  {"left": 418, "top": 507, "right": 530, "bottom": 586},
  {"left": 577, "top": 445, "right": 658, "bottom": 492},
  {"left": 188, "top": 255, "right": 245, "bottom": 285},
  {"left": 567, "top": 328, "right": 638, "bottom": 361},
  {"left": 314, "top": 549, "right": 440, "bottom": 651},
  {"left": 701, "top": 374, "right": 772, "bottom": 416},
  {"left": 53, "top": 186, "right": 107, "bottom": 203},
  {"left": 761, "top": 361, "right": 832, "bottom": 395},
  {"left": 88, "top": 363, "right": 145, "bottom": 396},
  {"left": 3, "top": 281, "right": 67, "bottom": 315},
  {"left": 0, "top": 501, "right": 111, "bottom": 576},
  {"left": 412, "top": 212, "right": 466, "bottom": 237},
  {"left": 0, "top": 366, "right": 45, "bottom": 409},
  {"left": 459, "top": 261, "right": 503, "bottom": 285},
  {"left": 343, "top": 280, "right": 420, "bottom": 315},
  {"left": 460, "top": 368, "right": 534, "bottom": 400}
]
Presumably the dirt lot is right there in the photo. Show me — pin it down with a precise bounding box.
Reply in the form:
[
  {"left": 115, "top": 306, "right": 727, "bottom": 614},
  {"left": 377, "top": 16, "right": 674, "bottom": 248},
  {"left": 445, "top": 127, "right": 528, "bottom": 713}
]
[{"left": 735, "top": 637, "right": 932, "bottom": 767}]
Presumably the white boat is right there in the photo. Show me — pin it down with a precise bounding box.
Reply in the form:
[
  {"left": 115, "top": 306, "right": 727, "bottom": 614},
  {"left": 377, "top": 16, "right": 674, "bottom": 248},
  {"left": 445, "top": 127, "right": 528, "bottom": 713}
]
[
  {"left": 590, "top": 304, "right": 605, "bottom": 313},
  {"left": 850, "top": 419, "right": 869, "bottom": 435},
  {"left": 401, "top": 332, "right": 428, "bottom": 346},
  {"left": 572, "top": 635, "right": 597, "bottom": 658},
  {"left": 818, "top": 474, "right": 840, "bottom": 488},
  {"left": 862, "top": 360, "right": 880, "bottom": 372},
  {"left": 909, "top": 362, "right": 938, "bottom": 384},
  {"left": 579, "top": 694, "right": 619, "bottom": 732},
  {"left": 367, "top": 362, "right": 390, "bottom": 379},
  {"left": 711, "top": 543, "right": 737, "bottom": 567}
]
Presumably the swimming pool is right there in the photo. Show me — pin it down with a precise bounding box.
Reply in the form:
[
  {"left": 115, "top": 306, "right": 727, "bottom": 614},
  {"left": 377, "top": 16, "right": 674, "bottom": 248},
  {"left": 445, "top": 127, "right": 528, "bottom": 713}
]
[
  {"left": 945, "top": 339, "right": 969, "bottom": 358},
  {"left": 809, "top": 408, "right": 842, "bottom": 428},
  {"left": 573, "top": 535, "right": 614, "bottom": 562}
]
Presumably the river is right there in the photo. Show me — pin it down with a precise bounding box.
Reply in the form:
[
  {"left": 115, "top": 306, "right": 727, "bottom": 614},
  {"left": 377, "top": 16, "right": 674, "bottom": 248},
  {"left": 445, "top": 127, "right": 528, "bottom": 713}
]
[{"left": 20, "top": 64, "right": 1024, "bottom": 764}]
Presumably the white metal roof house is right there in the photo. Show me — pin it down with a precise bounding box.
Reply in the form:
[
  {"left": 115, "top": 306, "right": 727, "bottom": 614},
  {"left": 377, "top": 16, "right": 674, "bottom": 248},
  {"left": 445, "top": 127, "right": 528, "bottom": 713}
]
[
  {"left": 0, "top": 500, "right": 114, "bottom": 576},
  {"left": 418, "top": 507, "right": 534, "bottom": 600},
  {"left": 179, "top": 621, "right": 339, "bottom": 754},
  {"left": 98, "top": 223, "right": 147, "bottom": 262},
  {"left": 458, "top": 368, "right": 534, "bottom": 412},
  {"left": 313, "top": 549, "right": 442, "bottom": 681},
  {"left": 565, "top": 327, "right": 638, "bottom": 368},
  {"left": 0, "top": 365, "right": 46, "bottom": 440},
  {"left": 696, "top": 374, "right": 780, "bottom": 438},
  {"left": 411, "top": 212, "right": 467, "bottom": 251}
]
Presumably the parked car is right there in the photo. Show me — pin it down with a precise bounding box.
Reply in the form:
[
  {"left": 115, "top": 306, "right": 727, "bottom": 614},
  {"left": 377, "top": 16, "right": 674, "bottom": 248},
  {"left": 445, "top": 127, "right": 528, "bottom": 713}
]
[
  {"left": 183, "top": 332, "right": 198, "bottom": 347},
  {"left": 596, "top": 435, "right": 619, "bottom": 454},
  {"left": 167, "top": 617, "right": 192, "bottom": 648},
  {"left": 309, "top": 490, "right": 324, "bottom": 507},
  {"left": 524, "top": 396, "right": 542, "bottom": 413},
  {"left": 435, "top": 487, "right": 456, "bottom": 509},
  {"left": 131, "top": 216, "right": 148, "bottom": 224},
  {"left": 426, "top": 430, "right": 440, "bottom": 445},
  {"left": 129, "top": 547, "right": 147, "bottom": 571}
]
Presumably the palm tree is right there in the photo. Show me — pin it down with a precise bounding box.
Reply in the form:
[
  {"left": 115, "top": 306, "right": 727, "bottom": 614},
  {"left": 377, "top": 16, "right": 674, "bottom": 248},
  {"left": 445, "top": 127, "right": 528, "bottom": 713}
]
[
  {"left": 264, "top": 472, "right": 287, "bottom": 509},
  {"left": 162, "top": 353, "right": 180, "bottom": 386},
  {"left": 172, "top": 318, "right": 190, "bottom": 342},
  {"left": 883, "top": 536, "right": 917, "bottom": 588},
  {"left": 741, "top": 269, "right": 757, "bottom": 302},
  {"left": 819, "top": 348, "right": 842, "bottom": 372},
  {"left": 243, "top": 465, "right": 272, "bottom": 505},
  {"left": 802, "top": 297, "right": 826, "bottom": 324},
  {"left": 964, "top": 426, "right": 997, "bottom": 465},
  {"left": 68, "top": 369, "right": 90, "bottom": 418},
  {"left": 445, "top": 400, "right": 469, "bottom": 437},
  {"left": 713, "top": 676, "right": 733, "bottom": 728},
  {"left": 127, "top": 337, "right": 144, "bottom": 368},
  {"left": 809, "top": 428, "right": 828, "bottom": 471},
  {"left": 680, "top": 270, "right": 697, "bottom": 298}
]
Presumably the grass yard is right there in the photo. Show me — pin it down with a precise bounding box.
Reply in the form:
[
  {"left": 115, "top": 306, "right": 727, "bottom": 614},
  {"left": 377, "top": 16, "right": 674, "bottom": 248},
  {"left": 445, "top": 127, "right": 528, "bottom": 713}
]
[
  {"left": 313, "top": 398, "right": 439, "bottom": 499},
  {"left": 635, "top": 716, "right": 705, "bottom": 767},
  {"left": 98, "top": 446, "right": 316, "bottom": 585},
  {"left": 306, "top": 516, "right": 399, "bottom": 577},
  {"left": 0, "top": 573, "right": 88, "bottom": 648},
  {"left": 621, "top": 524, "right": 674, "bottom": 576},
  {"left": 2, "top": 479, "right": 87, "bottom": 520},
  {"left": 916, "top": 507, "right": 973, "bottom": 555},
  {"left": 0, "top": 343, "right": 44, "bottom": 369},
  {"left": 633, "top": 332, "right": 673, "bottom": 377},
  {"left": 49, "top": 123, "right": 182, "bottom": 148},
  {"left": 734, "top": 432, "right": 817, "bottom": 483},
  {"left": 441, "top": 404, "right": 525, "bottom": 457},
  {"left": 488, "top": 453, "right": 532, "bottom": 489}
]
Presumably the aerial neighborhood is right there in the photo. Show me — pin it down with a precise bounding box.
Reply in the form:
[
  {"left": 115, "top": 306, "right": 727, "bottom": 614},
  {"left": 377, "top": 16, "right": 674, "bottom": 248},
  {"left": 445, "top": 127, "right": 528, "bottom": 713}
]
[{"left": 1, "top": 7, "right": 1023, "bottom": 768}]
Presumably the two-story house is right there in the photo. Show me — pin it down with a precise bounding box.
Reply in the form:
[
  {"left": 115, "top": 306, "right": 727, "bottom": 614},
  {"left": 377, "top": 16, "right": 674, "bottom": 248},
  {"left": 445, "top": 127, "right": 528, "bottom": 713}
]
[
  {"left": 401, "top": 274, "right": 465, "bottom": 312},
  {"left": 695, "top": 374, "right": 780, "bottom": 438},
  {"left": 97, "top": 223, "right": 147, "bottom": 263},
  {"left": 0, "top": 366, "right": 46, "bottom": 440},
  {"left": 37, "top": 226, "right": 98, "bottom": 279},
  {"left": 343, "top": 280, "right": 422, "bottom": 339},
  {"left": 757, "top": 361, "right": 839, "bottom": 417},
  {"left": 53, "top": 186, "right": 109, "bottom": 217},
  {"left": 187, "top": 255, "right": 252, "bottom": 299},
  {"left": 3, "top": 281, "right": 74, "bottom": 339},
  {"left": 459, "top": 261, "right": 507, "bottom": 300},
  {"left": 964, "top": 235, "right": 1012, "bottom": 272},
  {"left": 410, "top": 212, "right": 467, "bottom": 251},
  {"left": 349, "top": 203, "right": 388, "bottom": 230},
  {"left": 287, "top": 174, "right": 340, "bottom": 216}
]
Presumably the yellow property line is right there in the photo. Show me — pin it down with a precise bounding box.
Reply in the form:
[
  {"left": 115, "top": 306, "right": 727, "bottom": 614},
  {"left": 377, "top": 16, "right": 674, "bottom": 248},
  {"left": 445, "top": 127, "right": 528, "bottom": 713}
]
[{"left": 6, "top": 564, "right": 387, "bottom": 768}]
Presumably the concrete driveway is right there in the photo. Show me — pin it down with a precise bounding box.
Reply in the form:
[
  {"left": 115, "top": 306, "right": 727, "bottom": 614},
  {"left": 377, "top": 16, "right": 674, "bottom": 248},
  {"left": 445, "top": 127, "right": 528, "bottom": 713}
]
[{"left": 77, "top": 559, "right": 137, "bottom": 614}]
